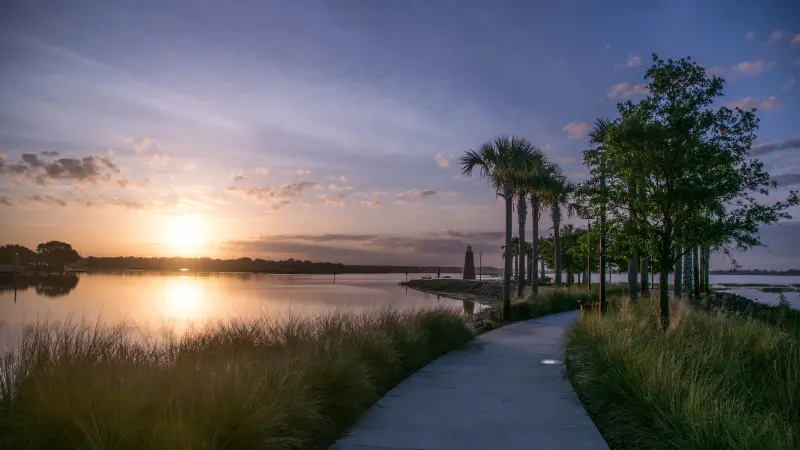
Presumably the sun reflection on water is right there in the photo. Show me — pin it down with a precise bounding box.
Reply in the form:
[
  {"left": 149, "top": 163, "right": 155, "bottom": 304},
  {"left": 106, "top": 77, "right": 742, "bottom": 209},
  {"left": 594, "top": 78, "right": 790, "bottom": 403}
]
[{"left": 163, "top": 277, "right": 207, "bottom": 325}]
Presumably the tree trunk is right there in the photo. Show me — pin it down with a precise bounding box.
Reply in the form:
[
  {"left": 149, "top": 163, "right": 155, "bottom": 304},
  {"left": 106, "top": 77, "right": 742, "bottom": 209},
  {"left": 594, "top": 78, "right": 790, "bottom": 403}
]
[
  {"left": 530, "top": 197, "right": 540, "bottom": 294},
  {"left": 693, "top": 246, "right": 700, "bottom": 298},
  {"left": 703, "top": 247, "right": 711, "bottom": 292},
  {"left": 628, "top": 257, "right": 639, "bottom": 302},
  {"left": 698, "top": 247, "right": 706, "bottom": 295},
  {"left": 517, "top": 197, "right": 527, "bottom": 297},
  {"left": 641, "top": 259, "right": 649, "bottom": 296},
  {"left": 502, "top": 191, "right": 513, "bottom": 320},
  {"left": 682, "top": 247, "right": 693, "bottom": 297},
  {"left": 513, "top": 255, "right": 518, "bottom": 280},
  {"left": 659, "top": 256, "right": 671, "bottom": 329},
  {"left": 554, "top": 210, "right": 562, "bottom": 287},
  {"left": 674, "top": 250, "right": 683, "bottom": 298}
]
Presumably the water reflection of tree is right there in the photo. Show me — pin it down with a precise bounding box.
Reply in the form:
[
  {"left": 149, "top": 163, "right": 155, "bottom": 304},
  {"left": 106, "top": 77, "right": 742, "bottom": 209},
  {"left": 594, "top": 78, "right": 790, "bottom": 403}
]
[
  {"left": 0, "top": 274, "right": 80, "bottom": 298},
  {"left": 462, "top": 300, "right": 475, "bottom": 315}
]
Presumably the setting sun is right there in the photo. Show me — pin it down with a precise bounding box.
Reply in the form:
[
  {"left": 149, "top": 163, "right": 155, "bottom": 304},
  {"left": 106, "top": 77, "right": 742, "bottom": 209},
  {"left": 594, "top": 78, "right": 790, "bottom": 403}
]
[{"left": 164, "top": 214, "right": 208, "bottom": 248}]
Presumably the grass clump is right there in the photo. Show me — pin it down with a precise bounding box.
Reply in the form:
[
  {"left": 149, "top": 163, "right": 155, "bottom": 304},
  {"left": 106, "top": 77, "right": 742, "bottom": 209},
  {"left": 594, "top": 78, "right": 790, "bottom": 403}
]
[
  {"left": 566, "top": 298, "right": 800, "bottom": 450},
  {"left": 505, "top": 288, "right": 590, "bottom": 321},
  {"left": 0, "top": 307, "right": 473, "bottom": 450}
]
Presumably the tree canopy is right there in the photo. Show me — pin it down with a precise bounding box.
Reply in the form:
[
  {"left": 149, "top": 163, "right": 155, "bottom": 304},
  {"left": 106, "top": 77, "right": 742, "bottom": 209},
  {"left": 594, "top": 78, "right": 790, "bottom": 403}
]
[
  {"left": 34, "top": 241, "right": 82, "bottom": 266},
  {"left": 575, "top": 54, "right": 799, "bottom": 326}
]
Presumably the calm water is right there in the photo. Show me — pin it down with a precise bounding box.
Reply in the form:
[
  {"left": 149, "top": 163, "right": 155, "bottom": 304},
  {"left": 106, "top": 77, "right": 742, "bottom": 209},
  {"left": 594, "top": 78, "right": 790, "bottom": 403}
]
[{"left": 0, "top": 272, "right": 472, "bottom": 342}]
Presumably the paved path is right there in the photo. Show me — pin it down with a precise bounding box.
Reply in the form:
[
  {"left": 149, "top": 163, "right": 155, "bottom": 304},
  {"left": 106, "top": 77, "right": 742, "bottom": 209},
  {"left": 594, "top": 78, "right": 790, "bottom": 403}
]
[{"left": 331, "top": 310, "right": 608, "bottom": 450}]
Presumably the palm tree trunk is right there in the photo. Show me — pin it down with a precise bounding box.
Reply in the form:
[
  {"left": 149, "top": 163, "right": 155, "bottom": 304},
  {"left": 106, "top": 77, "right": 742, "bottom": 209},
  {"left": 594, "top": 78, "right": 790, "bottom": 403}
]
[
  {"left": 530, "top": 197, "right": 540, "bottom": 294},
  {"left": 554, "top": 211, "right": 562, "bottom": 287},
  {"left": 527, "top": 248, "right": 533, "bottom": 287},
  {"left": 628, "top": 257, "right": 639, "bottom": 302},
  {"left": 517, "top": 197, "right": 527, "bottom": 297},
  {"left": 502, "top": 189, "right": 513, "bottom": 320}
]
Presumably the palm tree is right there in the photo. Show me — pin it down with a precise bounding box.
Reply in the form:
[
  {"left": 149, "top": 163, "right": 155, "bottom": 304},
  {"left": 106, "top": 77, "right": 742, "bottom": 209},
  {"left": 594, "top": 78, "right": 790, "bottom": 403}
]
[
  {"left": 518, "top": 154, "right": 558, "bottom": 295},
  {"left": 542, "top": 172, "right": 576, "bottom": 287},
  {"left": 461, "top": 136, "right": 536, "bottom": 319},
  {"left": 514, "top": 147, "right": 552, "bottom": 297}
]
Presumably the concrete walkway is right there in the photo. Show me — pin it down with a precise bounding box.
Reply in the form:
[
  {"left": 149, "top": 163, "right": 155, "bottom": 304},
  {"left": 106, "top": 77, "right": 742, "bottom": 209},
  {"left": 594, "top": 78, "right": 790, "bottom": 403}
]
[{"left": 331, "top": 310, "right": 608, "bottom": 450}]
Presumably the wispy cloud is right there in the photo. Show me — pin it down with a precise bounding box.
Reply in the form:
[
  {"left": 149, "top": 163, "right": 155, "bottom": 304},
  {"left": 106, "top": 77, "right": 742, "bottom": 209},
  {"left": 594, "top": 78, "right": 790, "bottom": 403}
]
[
  {"left": 620, "top": 54, "right": 641, "bottom": 68},
  {"left": 768, "top": 30, "right": 784, "bottom": 45},
  {"left": 734, "top": 59, "right": 775, "bottom": 75},
  {"left": 562, "top": 122, "right": 588, "bottom": 140},
  {"left": 750, "top": 137, "right": 800, "bottom": 156},
  {"left": 792, "top": 34, "right": 800, "bottom": 46},
  {"left": 287, "top": 169, "right": 310, "bottom": 175},
  {"left": 398, "top": 188, "right": 438, "bottom": 199},
  {"left": 182, "top": 161, "right": 196, "bottom": 172},
  {"left": 745, "top": 30, "right": 756, "bottom": 40},
  {"left": 434, "top": 153, "right": 457, "bottom": 168},
  {"left": 224, "top": 180, "right": 318, "bottom": 208},
  {"left": 127, "top": 136, "right": 169, "bottom": 167},
  {"left": 606, "top": 83, "right": 648, "bottom": 99},
  {"left": 232, "top": 171, "right": 246, "bottom": 181},
  {"left": 255, "top": 166, "right": 270, "bottom": 176},
  {"left": 772, "top": 172, "right": 800, "bottom": 187},
  {"left": 360, "top": 200, "right": 382, "bottom": 209},
  {"left": 783, "top": 77, "right": 796, "bottom": 91},
  {"left": 727, "top": 96, "right": 778, "bottom": 110}
]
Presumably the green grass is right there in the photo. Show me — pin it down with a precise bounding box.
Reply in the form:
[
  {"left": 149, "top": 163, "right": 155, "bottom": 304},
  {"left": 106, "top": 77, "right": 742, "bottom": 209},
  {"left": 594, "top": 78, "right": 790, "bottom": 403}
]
[
  {"left": 566, "top": 298, "right": 800, "bottom": 450},
  {"left": 506, "top": 288, "right": 591, "bottom": 321},
  {"left": 0, "top": 307, "right": 474, "bottom": 450}
]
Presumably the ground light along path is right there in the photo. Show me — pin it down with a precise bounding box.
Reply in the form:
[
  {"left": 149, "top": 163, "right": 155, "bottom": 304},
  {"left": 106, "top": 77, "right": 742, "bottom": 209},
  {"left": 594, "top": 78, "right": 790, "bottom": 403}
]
[{"left": 332, "top": 310, "right": 608, "bottom": 450}]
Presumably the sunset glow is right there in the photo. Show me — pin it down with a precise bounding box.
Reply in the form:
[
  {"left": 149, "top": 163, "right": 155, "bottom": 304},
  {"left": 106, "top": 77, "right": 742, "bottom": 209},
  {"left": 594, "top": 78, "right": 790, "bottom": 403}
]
[{"left": 164, "top": 215, "right": 208, "bottom": 250}]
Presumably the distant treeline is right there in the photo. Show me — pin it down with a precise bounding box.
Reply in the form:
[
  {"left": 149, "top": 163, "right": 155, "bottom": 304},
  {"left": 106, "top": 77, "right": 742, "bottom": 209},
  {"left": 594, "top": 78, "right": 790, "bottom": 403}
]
[
  {"left": 75, "top": 256, "right": 503, "bottom": 275},
  {"left": 709, "top": 269, "right": 800, "bottom": 276}
]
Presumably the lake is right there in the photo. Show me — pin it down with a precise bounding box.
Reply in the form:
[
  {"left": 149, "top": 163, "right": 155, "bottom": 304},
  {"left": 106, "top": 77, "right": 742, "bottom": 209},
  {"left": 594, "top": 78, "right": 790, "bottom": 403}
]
[
  {"left": 1, "top": 271, "right": 798, "bottom": 344},
  {"left": 0, "top": 272, "right": 474, "bottom": 343}
]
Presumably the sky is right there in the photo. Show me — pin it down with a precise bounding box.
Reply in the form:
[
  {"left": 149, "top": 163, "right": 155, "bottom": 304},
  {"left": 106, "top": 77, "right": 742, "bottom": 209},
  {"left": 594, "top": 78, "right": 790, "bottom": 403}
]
[{"left": 1, "top": 1, "right": 799, "bottom": 269}]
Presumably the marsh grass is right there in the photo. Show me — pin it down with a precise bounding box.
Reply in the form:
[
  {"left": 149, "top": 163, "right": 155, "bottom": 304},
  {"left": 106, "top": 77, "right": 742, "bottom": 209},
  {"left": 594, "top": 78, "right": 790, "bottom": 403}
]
[
  {"left": 0, "top": 307, "right": 473, "bottom": 450},
  {"left": 567, "top": 297, "right": 800, "bottom": 450}
]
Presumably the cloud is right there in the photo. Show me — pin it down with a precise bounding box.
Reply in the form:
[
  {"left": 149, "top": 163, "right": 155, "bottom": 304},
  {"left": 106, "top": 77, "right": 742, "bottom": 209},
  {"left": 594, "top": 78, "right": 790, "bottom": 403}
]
[
  {"left": 750, "top": 137, "right": 800, "bottom": 156},
  {"left": 434, "top": 153, "right": 457, "bottom": 168},
  {"left": 0, "top": 195, "right": 14, "bottom": 206},
  {"left": 232, "top": 171, "right": 246, "bottom": 181},
  {"left": 772, "top": 172, "right": 800, "bottom": 187},
  {"left": 621, "top": 54, "right": 641, "bottom": 68},
  {"left": 22, "top": 195, "right": 68, "bottom": 207},
  {"left": 399, "top": 188, "right": 438, "bottom": 199},
  {"left": 182, "top": 161, "right": 196, "bottom": 172},
  {"left": 745, "top": 30, "right": 755, "bottom": 40},
  {"left": 760, "top": 96, "right": 779, "bottom": 110},
  {"left": 734, "top": 59, "right": 775, "bottom": 75},
  {"left": 727, "top": 96, "right": 778, "bottom": 110},
  {"left": 792, "top": 34, "right": 800, "bottom": 45},
  {"left": 768, "top": 30, "right": 783, "bottom": 45},
  {"left": 221, "top": 230, "right": 507, "bottom": 265},
  {"left": 127, "top": 136, "right": 169, "bottom": 167},
  {"left": 361, "top": 200, "right": 382, "bottom": 209},
  {"left": 797, "top": 58, "right": 800, "bottom": 67},
  {"left": 0, "top": 152, "right": 119, "bottom": 185},
  {"left": 707, "top": 66, "right": 728, "bottom": 77},
  {"left": 562, "top": 122, "right": 588, "bottom": 140},
  {"left": 76, "top": 198, "right": 146, "bottom": 210},
  {"left": 255, "top": 166, "right": 270, "bottom": 176},
  {"left": 41, "top": 151, "right": 59, "bottom": 157},
  {"left": 783, "top": 77, "right": 796, "bottom": 91},
  {"left": 225, "top": 180, "right": 318, "bottom": 208},
  {"left": 287, "top": 169, "right": 310, "bottom": 175},
  {"left": 116, "top": 177, "right": 149, "bottom": 189},
  {"left": 606, "top": 83, "right": 648, "bottom": 99}
]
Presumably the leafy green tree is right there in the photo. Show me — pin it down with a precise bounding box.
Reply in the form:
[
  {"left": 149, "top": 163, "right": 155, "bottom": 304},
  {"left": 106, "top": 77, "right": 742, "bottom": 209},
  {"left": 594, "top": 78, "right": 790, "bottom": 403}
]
[
  {"left": 0, "top": 245, "right": 37, "bottom": 265},
  {"left": 461, "top": 136, "right": 538, "bottom": 318},
  {"left": 35, "top": 241, "right": 81, "bottom": 266},
  {"left": 578, "top": 54, "right": 798, "bottom": 327}
]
